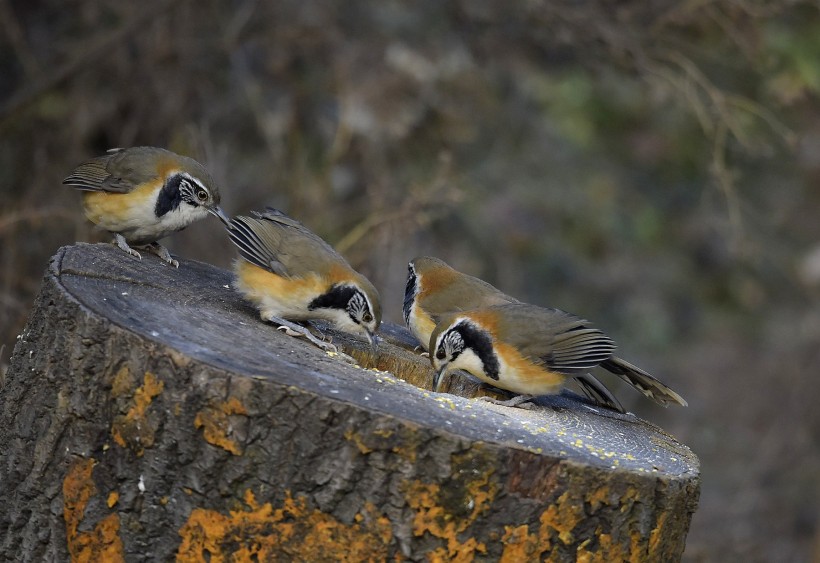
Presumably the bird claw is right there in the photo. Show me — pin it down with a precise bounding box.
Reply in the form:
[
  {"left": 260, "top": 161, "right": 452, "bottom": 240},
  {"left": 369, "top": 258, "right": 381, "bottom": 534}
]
[
  {"left": 127, "top": 248, "right": 143, "bottom": 260},
  {"left": 477, "top": 395, "right": 536, "bottom": 409},
  {"left": 113, "top": 234, "right": 141, "bottom": 260},
  {"left": 143, "top": 243, "right": 179, "bottom": 268},
  {"left": 115, "top": 237, "right": 179, "bottom": 267},
  {"left": 277, "top": 325, "right": 304, "bottom": 338},
  {"left": 268, "top": 316, "right": 338, "bottom": 354}
]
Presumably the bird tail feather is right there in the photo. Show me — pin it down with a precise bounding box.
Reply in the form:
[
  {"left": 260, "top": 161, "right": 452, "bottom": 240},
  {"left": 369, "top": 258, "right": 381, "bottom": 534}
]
[{"left": 601, "top": 357, "right": 688, "bottom": 407}]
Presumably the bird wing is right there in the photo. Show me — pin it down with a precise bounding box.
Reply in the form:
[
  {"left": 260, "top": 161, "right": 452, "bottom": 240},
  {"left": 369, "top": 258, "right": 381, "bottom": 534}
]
[
  {"left": 62, "top": 148, "right": 163, "bottom": 193},
  {"left": 497, "top": 304, "right": 616, "bottom": 375},
  {"left": 228, "top": 207, "right": 348, "bottom": 278}
]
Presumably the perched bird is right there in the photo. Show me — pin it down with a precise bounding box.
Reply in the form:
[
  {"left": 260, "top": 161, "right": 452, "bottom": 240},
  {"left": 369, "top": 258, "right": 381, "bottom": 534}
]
[
  {"left": 404, "top": 256, "right": 625, "bottom": 411},
  {"left": 404, "top": 256, "right": 514, "bottom": 349},
  {"left": 63, "top": 147, "right": 228, "bottom": 267},
  {"left": 227, "top": 207, "right": 381, "bottom": 352},
  {"left": 429, "top": 303, "right": 687, "bottom": 408}
]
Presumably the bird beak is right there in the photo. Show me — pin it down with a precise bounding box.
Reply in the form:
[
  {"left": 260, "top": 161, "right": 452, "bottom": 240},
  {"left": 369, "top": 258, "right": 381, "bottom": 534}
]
[
  {"left": 208, "top": 205, "right": 230, "bottom": 226},
  {"left": 432, "top": 364, "right": 448, "bottom": 393},
  {"left": 366, "top": 329, "right": 378, "bottom": 353}
]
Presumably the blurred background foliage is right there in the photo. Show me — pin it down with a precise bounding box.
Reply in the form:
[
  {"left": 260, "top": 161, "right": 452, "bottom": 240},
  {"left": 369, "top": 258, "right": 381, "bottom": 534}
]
[{"left": 2, "top": 0, "right": 820, "bottom": 560}]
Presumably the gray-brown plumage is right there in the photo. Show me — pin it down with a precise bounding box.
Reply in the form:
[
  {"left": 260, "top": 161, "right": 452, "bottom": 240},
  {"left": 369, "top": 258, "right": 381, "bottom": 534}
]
[
  {"left": 405, "top": 256, "right": 626, "bottom": 411},
  {"left": 430, "top": 303, "right": 687, "bottom": 408},
  {"left": 228, "top": 208, "right": 381, "bottom": 350},
  {"left": 63, "top": 147, "right": 228, "bottom": 266}
]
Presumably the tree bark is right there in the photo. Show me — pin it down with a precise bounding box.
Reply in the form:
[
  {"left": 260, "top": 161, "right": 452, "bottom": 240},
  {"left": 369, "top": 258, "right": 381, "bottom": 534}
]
[{"left": 0, "top": 243, "right": 699, "bottom": 562}]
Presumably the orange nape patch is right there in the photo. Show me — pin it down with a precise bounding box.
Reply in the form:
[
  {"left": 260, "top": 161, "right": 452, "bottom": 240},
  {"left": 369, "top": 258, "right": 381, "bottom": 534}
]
[
  {"left": 63, "top": 458, "right": 124, "bottom": 563},
  {"left": 154, "top": 157, "right": 187, "bottom": 180},
  {"left": 234, "top": 261, "right": 327, "bottom": 310},
  {"left": 176, "top": 489, "right": 392, "bottom": 562},
  {"left": 419, "top": 263, "right": 460, "bottom": 290},
  {"left": 457, "top": 309, "right": 501, "bottom": 333},
  {"left": 82, "top": 179, "right": 163, "bottom": 230}
]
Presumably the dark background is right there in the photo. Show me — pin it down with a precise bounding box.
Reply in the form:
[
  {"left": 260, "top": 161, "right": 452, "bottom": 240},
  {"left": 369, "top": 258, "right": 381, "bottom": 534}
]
[{"left": 2, "top": 2, "right": 820, "bottom": 560}]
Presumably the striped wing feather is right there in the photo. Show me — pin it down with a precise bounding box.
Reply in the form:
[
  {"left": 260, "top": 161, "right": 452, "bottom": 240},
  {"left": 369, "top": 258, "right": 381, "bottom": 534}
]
[
  {"left": 228, "top": 207, "right": 348, "bottom": 278},
  {"left": 496, "top": 304, "right": 616, "bottom": 375},
  {"left": 62, "top": 148, "right": 163, "bottom": 193}
]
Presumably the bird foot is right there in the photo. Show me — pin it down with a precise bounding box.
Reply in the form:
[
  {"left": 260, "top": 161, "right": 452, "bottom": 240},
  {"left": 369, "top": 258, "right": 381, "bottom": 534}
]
[
  {"left": 113, "top": 234, "right": 142, "bottom": 260},
  {"left": 142, "top": 242, "right": 179, "bottom": 268},
  {"left": 477, "top": 394, "right": 536, "bottom": 409},
  {"left": 268, "top": 316, "right": 338, "bottom": 354}
]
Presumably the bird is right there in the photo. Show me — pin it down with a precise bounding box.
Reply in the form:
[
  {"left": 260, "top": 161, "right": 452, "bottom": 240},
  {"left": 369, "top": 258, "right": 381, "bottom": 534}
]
[
  {"left": 429, "top": 302, "right": 687, "bottom": 409},
  {"left": 404, "top": 256, "right": 514, "bottom": 350},
  {"left": 227, "top": 207, "right": 381, "bottom": 353},
  {"left": 404, "top": 256, "right": 626, "bottom": 412},
  {"left": 63, "top": 147, "right": 228, "bottom": 267}
]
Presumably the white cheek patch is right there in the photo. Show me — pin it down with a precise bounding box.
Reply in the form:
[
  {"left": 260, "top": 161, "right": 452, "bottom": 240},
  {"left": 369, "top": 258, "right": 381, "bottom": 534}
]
[{"left": 450, "top": 349, "right": 487, "bottom": 380}]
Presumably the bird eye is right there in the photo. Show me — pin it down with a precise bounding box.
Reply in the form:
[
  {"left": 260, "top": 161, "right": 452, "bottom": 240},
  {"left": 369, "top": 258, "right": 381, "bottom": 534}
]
[
  {"left": 362, "top": 312, "right": 373, "bottom": 323},
  {"left": 436, "top": 349, "right": 446, "bottom": 360},
  {"left": 196, "top": 189, "right": 208, "bottom": 201}
]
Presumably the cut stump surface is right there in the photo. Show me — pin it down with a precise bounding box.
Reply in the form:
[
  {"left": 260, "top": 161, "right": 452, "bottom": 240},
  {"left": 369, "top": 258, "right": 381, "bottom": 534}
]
[{"left": 0, "top": 244, "right": 700, "bottom": 562}]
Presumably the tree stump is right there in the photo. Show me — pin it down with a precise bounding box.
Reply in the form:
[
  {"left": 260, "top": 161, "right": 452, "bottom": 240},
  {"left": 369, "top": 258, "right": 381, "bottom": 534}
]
[{"left": 0, "top": 243, "right": 700, "bottom": 562}]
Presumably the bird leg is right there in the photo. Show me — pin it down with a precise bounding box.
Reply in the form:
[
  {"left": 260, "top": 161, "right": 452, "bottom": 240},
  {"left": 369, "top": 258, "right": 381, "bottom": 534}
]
[
  {"left": 477, "top": 394, "right": 537, "bottom": 409},
  {"left": 265, "top": 316, "right": 339, "bottom": 354},
  {"left": 141, "top": 242, "right": 179, "bottom": 268},
  {"left": 113, "top": 234, "right": 142, "bottom": 260}
]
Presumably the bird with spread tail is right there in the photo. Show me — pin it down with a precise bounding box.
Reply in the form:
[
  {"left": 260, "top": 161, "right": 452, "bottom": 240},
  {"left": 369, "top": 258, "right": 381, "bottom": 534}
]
[
  {"left": 429, "top": 301, "right": 687, "bottom": 409},
  {"left": 63, "top": 147, "right": 228, "bottom": 267},
  {"left": 404, "top": 256, "right": 627, "bottom": 411},
  {"left": 227, "top": 207, "right": 381, "bottom": 353}
]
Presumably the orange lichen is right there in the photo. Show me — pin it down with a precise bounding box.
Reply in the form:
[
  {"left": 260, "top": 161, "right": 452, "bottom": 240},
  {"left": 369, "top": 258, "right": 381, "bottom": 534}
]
[
  {"left": 344, "top": 429, "right": 374, "bottom": 455},
  {"left": 539, "top": 492, "right": 584, "bottom": 545},
  {"left": 498, "top": 491, "right": 587, "bottom": 560},
  {"left": 387, "top": 427, "right": 423, "bottom": 463},
  {"left": 64, "top": 459, "right": 96, "bottom": 541},
  {"left": 107, "top": 491, "right": 119, "bottom": 508},
  {"left": 500, "top": 524, "right": 548, "bottom": 562},
  {"left": 401, "top": 448, "right": 500, "bottom": 561},
  {"left": 111, "top": 372, "right": 164, "bottom": 455},
  {"left": 576, "top": 532, "right": 630, "bottom": 563},
  {"left": 193, "top": 397, "right": 248, "bottom": 455},
  {"left": 176, "top": 489, "right": 392, "bottom": 562},
  {"left": 648, "top": 510, "right": 670, "bottom": 556},
  {"left": 498, "top": 482, "right": 678, "bottom": 561},
  {"left": 585, "top": 486, "right": 611, "bottom": 512},
  {"left": 63, "top": 458, "right": 124, "bottom": 563},
  {"left": 342, "top": 425, "right": 421, "bottom": 463},
  {"left": 405, "top": 481, "right": 487, "bottom": 562},
  {"left": 110, "top": 366, "right": 134, "bottom": 397}
]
